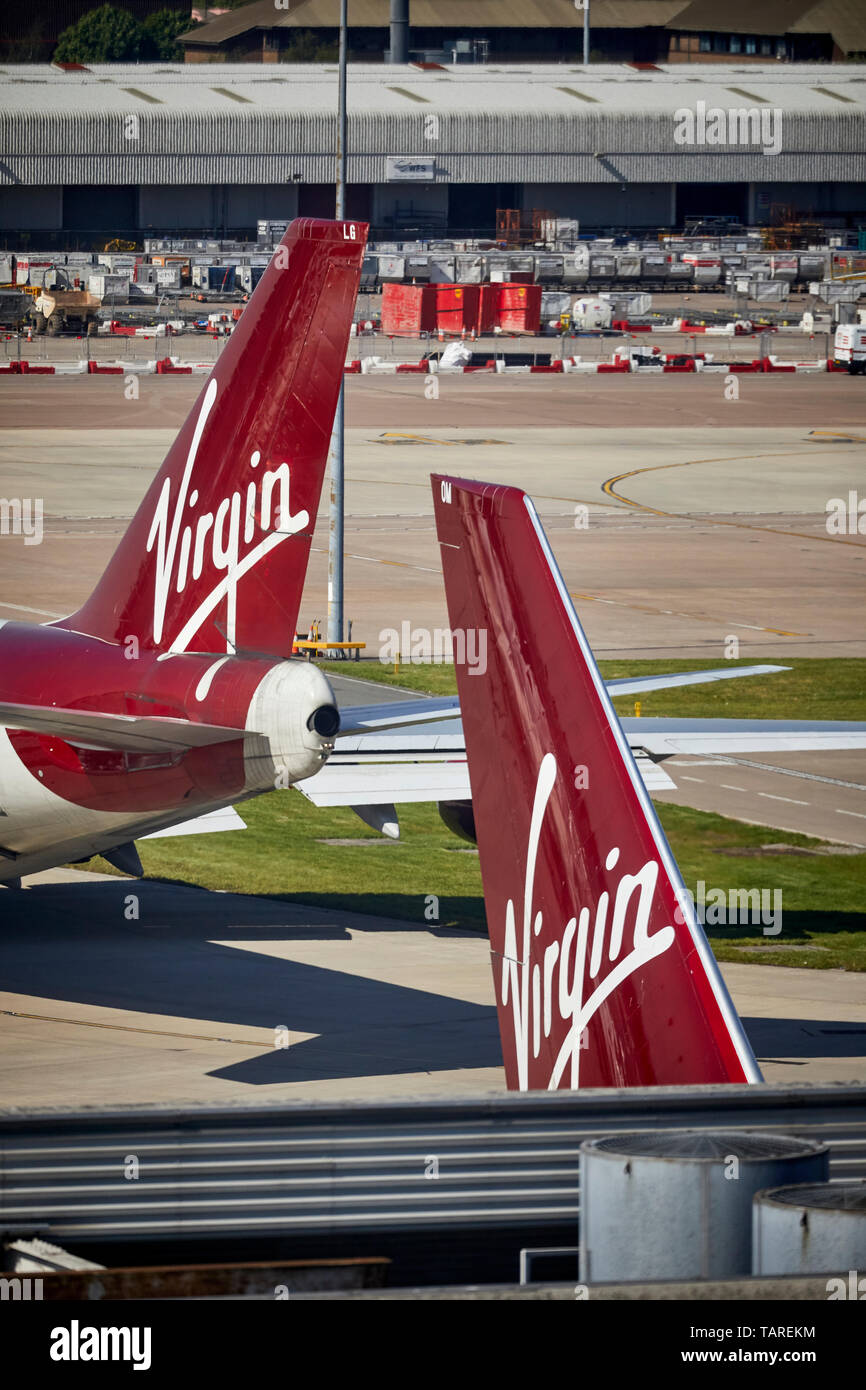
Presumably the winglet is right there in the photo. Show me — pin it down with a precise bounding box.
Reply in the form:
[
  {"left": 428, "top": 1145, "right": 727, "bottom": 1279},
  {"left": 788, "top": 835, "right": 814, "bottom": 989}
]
[{"left": 432, "top": 474, "right": 762, "bottom": 1091}]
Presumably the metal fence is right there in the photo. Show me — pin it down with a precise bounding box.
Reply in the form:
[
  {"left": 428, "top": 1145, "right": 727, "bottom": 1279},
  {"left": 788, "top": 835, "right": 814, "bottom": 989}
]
[{"left": 2, "top": 1084, "right": 864, "bottom": 1248}]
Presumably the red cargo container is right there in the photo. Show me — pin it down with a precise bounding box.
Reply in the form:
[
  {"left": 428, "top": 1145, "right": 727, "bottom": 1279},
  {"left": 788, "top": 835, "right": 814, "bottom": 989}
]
[
  {"left": 474, "top": 283, "right": 500, "bottom": 334},
  {"left": 498, "top": 283, "right": 542, "bottom": 334},
  {"left": 498, "top": 283, "right": 542, "bottom": 333},
  {"left": 381, "top": 282, "right": 436, "bottom": 336},
  {"left": 434, "top": 283, "right": 480, "bottom": 336}
]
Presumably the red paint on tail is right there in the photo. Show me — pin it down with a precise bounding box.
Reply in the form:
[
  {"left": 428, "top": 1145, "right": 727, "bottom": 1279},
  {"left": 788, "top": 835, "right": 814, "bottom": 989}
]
[
  {"left": 432, "top": 475, "right": 761, "bottom": 1091},
  {"left": 60, "top": 219, "right": 367, "bottom": 658}
]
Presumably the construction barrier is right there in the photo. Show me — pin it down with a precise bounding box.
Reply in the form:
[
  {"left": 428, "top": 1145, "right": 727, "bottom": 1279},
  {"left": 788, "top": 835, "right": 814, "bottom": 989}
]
[
  {"left": 2, "top": 354, "right": 840, "bottom": 380},
  {"left": 155, "top": 356, "right": 192, "bottom": 374}
]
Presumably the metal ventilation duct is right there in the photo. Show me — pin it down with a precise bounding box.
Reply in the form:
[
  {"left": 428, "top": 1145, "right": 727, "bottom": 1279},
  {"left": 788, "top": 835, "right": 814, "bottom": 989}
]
[
  {"left": 389, "top": 0, "right": 409, "bottom": 64},
  {"left": 580, "top": 1130, "right": 829, "bottom": 1283},
  {"left": 753, "top": 1181, "right": 866, "bottom": 1276}
]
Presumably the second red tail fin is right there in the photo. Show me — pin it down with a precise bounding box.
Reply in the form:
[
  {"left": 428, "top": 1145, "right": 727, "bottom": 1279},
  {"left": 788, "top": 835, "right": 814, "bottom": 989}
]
[
  {"left": 432, "top": 475, "right": 761, "bottom": 1091},
  {"left": 60, "top": 218, "right": 367, "bottom": 657}
]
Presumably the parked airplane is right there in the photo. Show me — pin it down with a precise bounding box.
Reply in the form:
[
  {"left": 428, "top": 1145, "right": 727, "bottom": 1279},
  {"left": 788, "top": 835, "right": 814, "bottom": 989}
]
[{"left": 0, "top": 217, "right": 378, "bottom": 885}]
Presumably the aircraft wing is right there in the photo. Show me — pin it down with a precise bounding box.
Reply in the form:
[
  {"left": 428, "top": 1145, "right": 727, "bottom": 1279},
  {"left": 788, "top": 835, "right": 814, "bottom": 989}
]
[
  {"left": 622, "top": 718, "right": 866, "bottom": 755},
  {"left": 605, "top": 664, "right": 789, "bottom": 696},
  {"left": 304, "top": 708, "right": 866, "bottom": 827},
  {"left": 332, "top": 665, "right": 789, "bottom": 737},
  {"left": 297, "top": 734, "right": 677, "bottom": 819}
]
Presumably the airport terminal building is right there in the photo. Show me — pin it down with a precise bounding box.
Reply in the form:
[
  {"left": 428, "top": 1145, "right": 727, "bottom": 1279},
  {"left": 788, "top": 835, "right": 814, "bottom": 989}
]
[{"left": 1, "top": 62, "right": 865, "bottom": 243}]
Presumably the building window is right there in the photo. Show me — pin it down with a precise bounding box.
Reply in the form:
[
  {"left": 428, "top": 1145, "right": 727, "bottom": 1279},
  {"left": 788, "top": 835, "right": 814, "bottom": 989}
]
[
  {"left": 730, "top": 35, "right": 741, "bottom": 53},
  {"left": 745, "top": 37, "right": 756, "bottom": 53},
  {"left": 699, "top": 34, "right": 712, "bottom": 52},
  {"left": 713, "top": 35, "right": 727, "bottom": 52},
  {"left": 776, "top": 39, "right": 787, "bottom": 57},
  {"left": 670, "top": 35, "right": 679, "bottom": 51},
  {"left": 760, "top": 38, "right": 772, "bottom": 54}
]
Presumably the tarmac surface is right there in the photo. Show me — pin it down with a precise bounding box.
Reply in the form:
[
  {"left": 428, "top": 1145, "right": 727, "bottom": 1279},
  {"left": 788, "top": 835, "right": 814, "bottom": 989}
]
[
  {"left": 0, "top": 370, "right": 863, "bottom": 1104},
  {"left": 0, "top": 866, "right": 863, "bottom": 1107}
]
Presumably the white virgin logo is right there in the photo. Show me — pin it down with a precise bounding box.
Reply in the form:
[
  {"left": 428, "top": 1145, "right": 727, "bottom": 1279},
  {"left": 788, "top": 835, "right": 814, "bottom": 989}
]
[
  {"left": 146, "top": 379, "right": 309, "bottom": 652},
  {"left": 501, "top": 753, "right": 676, "bottom": 1090}
]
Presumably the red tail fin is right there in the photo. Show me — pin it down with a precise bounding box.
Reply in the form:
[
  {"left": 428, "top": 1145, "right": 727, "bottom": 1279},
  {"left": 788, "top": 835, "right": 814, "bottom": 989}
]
[
  {"left": 61, "top": 219, "right": 367, "bottom": 657},
  {"left": 432, "top": 475, "right": 761, "bottom": 1091}
]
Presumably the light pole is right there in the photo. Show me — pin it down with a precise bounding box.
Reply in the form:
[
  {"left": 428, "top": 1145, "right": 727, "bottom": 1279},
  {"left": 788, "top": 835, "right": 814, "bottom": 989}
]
[
  {"left": 327, "top": 0, "right": 348, "bottom": 646},
  {"left": 583, "top": 0, "right": 590, "bottom": 65}
]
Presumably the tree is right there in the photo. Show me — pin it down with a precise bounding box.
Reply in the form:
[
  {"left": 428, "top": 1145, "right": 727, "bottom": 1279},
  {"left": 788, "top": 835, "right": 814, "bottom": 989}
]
[
  {"left": 53, "top": 5, "right": 143, "bottom": 63},
  {"left": 280, "top": 29, "right": 339, "bottom": 63},
  {"left": 141, "top": 10, "right": 196, "bottom": 61}
]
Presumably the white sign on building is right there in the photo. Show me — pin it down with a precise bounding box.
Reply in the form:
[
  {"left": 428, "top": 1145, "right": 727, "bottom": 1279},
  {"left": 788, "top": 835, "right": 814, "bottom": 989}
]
[{"left": 385, "top": 156, "right": 436, "bottom": 182}]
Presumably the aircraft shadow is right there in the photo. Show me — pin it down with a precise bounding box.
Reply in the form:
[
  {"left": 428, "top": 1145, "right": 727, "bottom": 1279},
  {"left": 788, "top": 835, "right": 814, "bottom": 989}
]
[
  {"left": 742, "top": 1016, "right": 866, "bottom": 1062},
  {"left": 0, "top": 877, "right": 502, "bottom": 1084}
]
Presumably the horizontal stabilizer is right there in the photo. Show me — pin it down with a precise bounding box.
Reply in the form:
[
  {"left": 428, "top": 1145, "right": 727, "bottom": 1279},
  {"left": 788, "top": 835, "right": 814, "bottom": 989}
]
[
  {"left": 0, "top": 701, "right": 244, "bottom": 754},
  {"left": 337, "top": 697, "right": 460, "bottom": 736},
  {"left": 143, "top": 807, "right": 247, "bottom": 839}
]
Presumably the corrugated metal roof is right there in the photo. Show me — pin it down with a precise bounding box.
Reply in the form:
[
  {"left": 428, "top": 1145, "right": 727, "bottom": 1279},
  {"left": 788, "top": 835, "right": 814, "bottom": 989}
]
[
  {"left": 668, "top": 0, "right": 866, "bottom": 48},
  {"left": 4, "top": 62, "right": 863, "bottom": 114},
  {"left": 667, "top": 0, "right": 814, "bottom": 35},
  {"left": 181, "top": 0, "right": 685, "bottom": 44},
  {"left": 790, "top": 0, "right": 866, "bottom": 53},
  {"left": 1, "top": 63, "right": 862, "bottom": 187},
  {"left": 590, "top": 1, "right": 687, "bottom": 23},
  {"left": 180, "top": 0, "right": 866, "bottom": 44}
]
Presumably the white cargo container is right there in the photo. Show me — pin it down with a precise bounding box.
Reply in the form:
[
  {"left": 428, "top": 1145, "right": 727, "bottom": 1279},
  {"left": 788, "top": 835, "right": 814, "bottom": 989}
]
[
  {"left": 769, "top": 254, "right": 798, "bottom": 281},
  {"left": 693, "top": 265, "right": 721, "bottom": 285},
  {"left": 377, "top": 255, "right": 405, "bottom": 281},
  {"left": 600, "top": 291, "right": 652, "bottom": 317},
  {"left": 562, "top": 250, "right": 589, "bottom": 283},
  {"left": 155, "top": 264, "right": 183, "bottom": 289},
  {"left": 615, "top": 253, "right": 642, "bottom": 278},
  {"left": 799, "top": 252, "right": 828, "bottom": 279},
  {"left": 88, "top": 272, "right": 129, "bottom": 298},
  {"left": 15, "top": 257, "right": 54, "bottom": 285},
  {"left": 429, "top": 256, "right": 455, "bottom": 282},
  {"left": 813, "top": 280, "right": 863, "bottom": 303},
  {"left": 405, "top": 255, "right": 431, "bottom": 281},
  {"left": 484, "top": 254, "right": 510, "bottom": 282},
  {"left": 455, "top": 255, "right": 484, "bottom": 283},
  {"left": 752, "top": 280, "right": 790, "bottom": 301},
  {"left": 540, "top": 290, "right": 571, "bottom": 320},
  {"left": 97, "top": 254, "right": 137, "bottom": 272},
  {"left": 834, "top": 323, "right": 866, "bottom": 372},
  {"left": 535, "top": 255, "right": 564, "bottom": 281}
]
